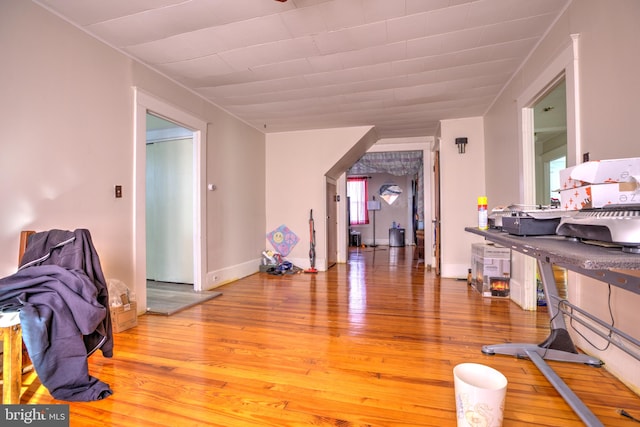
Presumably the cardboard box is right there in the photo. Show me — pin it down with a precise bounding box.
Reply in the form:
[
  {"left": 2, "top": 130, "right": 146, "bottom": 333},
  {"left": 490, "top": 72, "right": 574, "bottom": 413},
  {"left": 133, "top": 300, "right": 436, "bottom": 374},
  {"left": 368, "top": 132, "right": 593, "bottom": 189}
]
[
  {"left": 471, "top": 243, "right": 510, "bottom": 297},
  {"left": 570, "top": 157, "right": 640, "bottom": 184},
  {"left": 559, "top": 181, "right": 640, "bottom": 210},
  {"left": 472, "top": 242, "right": 511, "bottom": 259},
  {"left": 559, "top": 165, "right": 586, "bottom": 190},
  {"left": 110, "top": 301, "right": 138, "bottom": 333}
]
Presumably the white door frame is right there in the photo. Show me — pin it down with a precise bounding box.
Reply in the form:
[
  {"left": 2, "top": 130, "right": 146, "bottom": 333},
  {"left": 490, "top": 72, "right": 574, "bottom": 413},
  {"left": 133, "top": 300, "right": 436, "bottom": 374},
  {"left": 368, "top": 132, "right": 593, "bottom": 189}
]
[
  {"left": 517, "top": 35, "right": 581, "bottom": 309},
  {"left": 334, "top": 140, "right": 433, "bottom": 264},
  {"left": 133, "top": 88, "right": 208, "bottom": 311}
]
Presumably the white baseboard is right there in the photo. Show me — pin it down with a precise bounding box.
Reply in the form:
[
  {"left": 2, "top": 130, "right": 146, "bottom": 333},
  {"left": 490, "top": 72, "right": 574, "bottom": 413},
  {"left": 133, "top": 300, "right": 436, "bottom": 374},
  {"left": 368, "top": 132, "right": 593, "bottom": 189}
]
[{"left": 204, "top": 258, "right": 261, "bottom": 290}]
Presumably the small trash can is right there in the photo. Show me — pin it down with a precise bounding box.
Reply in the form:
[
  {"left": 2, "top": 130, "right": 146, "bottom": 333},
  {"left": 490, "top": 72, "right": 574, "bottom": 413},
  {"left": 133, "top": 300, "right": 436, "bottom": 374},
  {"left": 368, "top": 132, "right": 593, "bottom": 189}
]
[
  {"left": 389, "top": 228, "right": 405, "bottom": 247},
  {"left": 350, "top": 232, "right": 361, "bottom": 247}
]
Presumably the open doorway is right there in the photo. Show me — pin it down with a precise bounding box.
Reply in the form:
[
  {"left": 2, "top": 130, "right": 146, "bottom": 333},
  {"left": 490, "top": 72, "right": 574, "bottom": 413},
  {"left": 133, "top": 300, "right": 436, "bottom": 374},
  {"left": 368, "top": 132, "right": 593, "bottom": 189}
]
[
  {"left": 346, "top": 150, "right": 424, "bottom": 255},
  {"left": 133, "top": 89, "right": 207, "bottom": 313},
  {"left": 533, "top": 80, "right": 568, "bottom": 305},
  {"left": 534, "top": 79, "right": 567, "bottom": 207},
  {"left": 517, "top": 35, "right": 580, "bottom": 310},
  {"left": 146, "top": 113, "right": 195, "bottom": 292},
  {"left": 326, "top": 179, "right": 338, "bottom": 268}
]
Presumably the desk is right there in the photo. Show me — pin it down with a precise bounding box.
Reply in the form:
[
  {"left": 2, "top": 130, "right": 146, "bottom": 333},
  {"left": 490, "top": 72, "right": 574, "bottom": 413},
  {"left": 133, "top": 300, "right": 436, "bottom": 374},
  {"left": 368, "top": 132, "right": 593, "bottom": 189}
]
[
  {"left": 465, "top": 227, "right": 640, "bottom": 427},
  {"left": 0, "top": 311, "right": 22, "bottom": 404}
]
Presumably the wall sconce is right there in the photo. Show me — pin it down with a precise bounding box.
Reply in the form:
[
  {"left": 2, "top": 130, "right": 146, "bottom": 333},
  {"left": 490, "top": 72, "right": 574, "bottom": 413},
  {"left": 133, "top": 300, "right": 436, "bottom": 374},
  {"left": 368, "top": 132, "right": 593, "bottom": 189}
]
[{"left": 455, "top": 137, "right": 468, "bottom": 154}]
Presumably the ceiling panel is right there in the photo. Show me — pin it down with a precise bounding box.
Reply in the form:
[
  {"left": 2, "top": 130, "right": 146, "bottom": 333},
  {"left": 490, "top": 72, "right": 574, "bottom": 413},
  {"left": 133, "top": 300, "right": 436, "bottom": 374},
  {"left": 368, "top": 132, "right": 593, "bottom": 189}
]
[
  {"left": 219, "top": 36, "right": 318, "bottom": 71},
  {"left": 33, "top": 0, "right": 571, "bottom": 138},
  {"left": 280, "top": 6, "right": 328, "bottom": 37},
  {"left": 36, "top": 0, "right": 186, "bottom": 26}
]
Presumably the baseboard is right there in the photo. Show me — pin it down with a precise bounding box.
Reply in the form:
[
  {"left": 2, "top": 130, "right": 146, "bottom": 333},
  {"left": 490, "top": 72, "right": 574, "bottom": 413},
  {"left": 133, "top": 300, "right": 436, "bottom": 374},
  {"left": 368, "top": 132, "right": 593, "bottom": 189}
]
[{"left": 205, "top": 258, "right": 261, "bottom": 290}]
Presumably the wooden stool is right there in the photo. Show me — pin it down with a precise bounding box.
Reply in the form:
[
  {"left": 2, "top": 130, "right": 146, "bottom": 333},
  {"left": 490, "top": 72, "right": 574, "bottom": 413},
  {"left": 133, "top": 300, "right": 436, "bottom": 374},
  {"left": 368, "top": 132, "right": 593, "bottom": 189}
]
[
  {"left": 0, "top": 311, "right": 22, "bottom": 404},
  {"left": 0, "top": 230, "right": 37, "bottom": 403}
]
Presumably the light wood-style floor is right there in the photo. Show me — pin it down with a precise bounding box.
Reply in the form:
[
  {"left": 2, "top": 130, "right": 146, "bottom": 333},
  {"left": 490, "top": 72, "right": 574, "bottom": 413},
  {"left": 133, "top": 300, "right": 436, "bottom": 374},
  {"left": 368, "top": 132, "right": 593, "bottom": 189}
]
[{"left": 11, "top": 246, "right": 640, "bottom": 426}]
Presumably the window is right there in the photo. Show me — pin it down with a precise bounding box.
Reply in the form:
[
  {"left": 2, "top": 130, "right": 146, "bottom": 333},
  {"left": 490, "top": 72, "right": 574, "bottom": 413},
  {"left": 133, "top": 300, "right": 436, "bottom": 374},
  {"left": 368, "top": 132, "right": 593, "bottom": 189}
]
[
  {"left": 347, "top": 177, "right": 369, "bottom": 225},
  {"left": 548, "top": 156, "right": 566, "bottom": 205}
]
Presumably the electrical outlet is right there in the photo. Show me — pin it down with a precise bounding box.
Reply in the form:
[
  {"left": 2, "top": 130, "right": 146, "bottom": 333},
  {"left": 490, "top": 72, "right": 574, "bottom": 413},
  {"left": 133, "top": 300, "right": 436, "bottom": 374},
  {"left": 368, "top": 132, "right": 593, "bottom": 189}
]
[{"left": 115, "top": 185, "right": 122, "bottom": 198}]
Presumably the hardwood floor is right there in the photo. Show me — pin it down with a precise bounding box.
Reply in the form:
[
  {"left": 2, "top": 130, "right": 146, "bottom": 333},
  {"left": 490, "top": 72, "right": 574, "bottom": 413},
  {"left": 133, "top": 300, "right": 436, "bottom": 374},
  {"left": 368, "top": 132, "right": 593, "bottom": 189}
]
[{"left": 11, "top": 246, "right": 640, "bottom": 426}]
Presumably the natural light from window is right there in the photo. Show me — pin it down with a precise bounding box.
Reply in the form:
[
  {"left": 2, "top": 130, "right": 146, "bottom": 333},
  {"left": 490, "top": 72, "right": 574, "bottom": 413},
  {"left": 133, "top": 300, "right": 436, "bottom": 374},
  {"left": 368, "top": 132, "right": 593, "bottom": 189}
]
[
  {"left": 347, "top": 177, "right": 368, "bottom": 225},
  {"left": 549, "top": 156, "right": 566, "bottom": 203}
]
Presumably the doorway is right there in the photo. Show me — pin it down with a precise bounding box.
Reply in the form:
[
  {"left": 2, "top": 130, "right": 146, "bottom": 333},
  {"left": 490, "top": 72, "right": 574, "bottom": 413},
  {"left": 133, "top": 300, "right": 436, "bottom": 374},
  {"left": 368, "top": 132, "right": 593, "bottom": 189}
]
[
  {"left": 146, "top": 113, "right": 195, "bottom": 288},
  {"left": 533, "top": 80, "right": 568, "bottom": 304},
  {"left": 517, "top": 36, "right": 580, "bottom": 309},
  {"left": 133, "top": 89, "right": 208, "bottom": 313},
  {"left": 326, "top": 179, "right": 338, "bottom": 268},
  {"left": 534, "top": 79, "right": 567, "bottom": 206},
  {"left": 344, "top": 147, "right": 429, "bottom": 265},
  {"left": 434, "top": 150, "right": 441, "bottom": 275}
]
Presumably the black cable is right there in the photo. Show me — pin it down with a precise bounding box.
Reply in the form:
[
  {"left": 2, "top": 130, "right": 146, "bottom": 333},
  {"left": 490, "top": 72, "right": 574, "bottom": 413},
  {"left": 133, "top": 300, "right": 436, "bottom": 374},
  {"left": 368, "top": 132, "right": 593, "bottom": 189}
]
[
  {"left": 546, "top": 284, "right": 615, "bottom": 353},
  {"left": 566, "top": 284, "right": 615, "bottom": 352},
  {"left": 618, "top": 409, "right": 640, "bottom": 423}
]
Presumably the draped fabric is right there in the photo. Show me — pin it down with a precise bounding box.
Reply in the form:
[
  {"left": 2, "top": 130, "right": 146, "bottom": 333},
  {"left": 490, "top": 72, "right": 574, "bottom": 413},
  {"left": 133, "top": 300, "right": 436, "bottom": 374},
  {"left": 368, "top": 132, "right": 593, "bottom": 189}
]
[
  {"left": 347, "top": 176, "right": 369, "bottom": 225},
  {"left": 348, "top": 151, "right": 424, "bottom": 221}
]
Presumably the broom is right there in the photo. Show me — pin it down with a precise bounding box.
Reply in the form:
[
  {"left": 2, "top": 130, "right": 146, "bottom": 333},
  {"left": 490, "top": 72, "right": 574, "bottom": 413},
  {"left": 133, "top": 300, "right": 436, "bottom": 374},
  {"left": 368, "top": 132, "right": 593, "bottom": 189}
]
[{"left": 304, "top": 209, "right": 318, "bottom": 273}]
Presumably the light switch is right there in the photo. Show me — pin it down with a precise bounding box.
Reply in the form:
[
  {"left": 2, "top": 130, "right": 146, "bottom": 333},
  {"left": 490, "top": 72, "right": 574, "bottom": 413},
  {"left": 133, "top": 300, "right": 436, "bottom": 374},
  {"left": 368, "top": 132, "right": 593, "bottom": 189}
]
[{"left": 115, "top": 185, "right": 123, "bottom": 198}]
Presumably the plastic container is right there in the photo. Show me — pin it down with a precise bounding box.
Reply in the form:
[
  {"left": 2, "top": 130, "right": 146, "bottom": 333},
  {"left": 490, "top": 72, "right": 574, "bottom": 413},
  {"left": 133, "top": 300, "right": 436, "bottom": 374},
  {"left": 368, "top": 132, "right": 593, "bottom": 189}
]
[
  {"left": 478, "top": 196, "right": 488, "bottom": 230},
  {"left": 108, "top": 278, "right": 135, "bottom": 307}
]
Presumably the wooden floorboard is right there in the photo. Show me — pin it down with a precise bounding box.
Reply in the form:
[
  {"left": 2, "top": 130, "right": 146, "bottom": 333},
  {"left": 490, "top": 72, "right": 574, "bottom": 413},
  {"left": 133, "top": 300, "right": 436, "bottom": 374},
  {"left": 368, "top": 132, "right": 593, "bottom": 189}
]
[{"left": 9, "top": 246, "right": 640, "bottom": 426}]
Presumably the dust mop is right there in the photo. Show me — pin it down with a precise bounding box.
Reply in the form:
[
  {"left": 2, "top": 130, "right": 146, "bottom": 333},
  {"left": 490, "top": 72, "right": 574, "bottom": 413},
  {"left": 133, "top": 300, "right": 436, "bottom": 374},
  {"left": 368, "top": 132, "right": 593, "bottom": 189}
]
[{"left": 304, "top": 209, "right": 318, "bottom": 273}]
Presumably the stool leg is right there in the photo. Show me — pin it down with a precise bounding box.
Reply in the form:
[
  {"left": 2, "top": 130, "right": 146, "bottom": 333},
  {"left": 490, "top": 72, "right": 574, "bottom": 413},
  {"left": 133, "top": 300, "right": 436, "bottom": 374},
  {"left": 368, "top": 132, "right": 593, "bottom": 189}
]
[{"left": 2, "top": 324, "right": 23, "bottom": 404}]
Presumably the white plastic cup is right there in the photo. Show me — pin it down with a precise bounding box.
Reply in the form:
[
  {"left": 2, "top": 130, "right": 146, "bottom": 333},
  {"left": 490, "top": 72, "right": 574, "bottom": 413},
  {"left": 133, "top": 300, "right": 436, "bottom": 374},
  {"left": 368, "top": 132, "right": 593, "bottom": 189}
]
[{"left": 453, "top": 363, "right": 508, "bottom": 427}]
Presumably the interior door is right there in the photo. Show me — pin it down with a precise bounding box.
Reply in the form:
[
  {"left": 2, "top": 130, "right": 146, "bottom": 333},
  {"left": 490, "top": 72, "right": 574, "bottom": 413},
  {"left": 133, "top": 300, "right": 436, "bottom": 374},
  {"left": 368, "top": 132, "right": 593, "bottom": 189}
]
[
  {"left": 326, "top": 180, "right": 338, "bottom": 268},
  {"left": 434, "top": 151, "right": 441, "bottom": 275}
]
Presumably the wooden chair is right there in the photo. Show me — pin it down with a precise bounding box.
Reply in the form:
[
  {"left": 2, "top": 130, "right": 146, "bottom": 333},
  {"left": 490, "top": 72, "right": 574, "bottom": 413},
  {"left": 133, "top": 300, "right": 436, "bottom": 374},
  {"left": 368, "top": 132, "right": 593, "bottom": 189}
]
[{"left": 0, "top": 230, "right": 35, "bottom": 403}]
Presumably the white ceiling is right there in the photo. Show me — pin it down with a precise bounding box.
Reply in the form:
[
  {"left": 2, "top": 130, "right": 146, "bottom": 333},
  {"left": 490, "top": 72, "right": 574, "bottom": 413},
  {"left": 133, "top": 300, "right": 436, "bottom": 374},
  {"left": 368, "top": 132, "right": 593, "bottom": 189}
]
[{"left": 35, "top": 0, "right": 570, "bottom": 138}]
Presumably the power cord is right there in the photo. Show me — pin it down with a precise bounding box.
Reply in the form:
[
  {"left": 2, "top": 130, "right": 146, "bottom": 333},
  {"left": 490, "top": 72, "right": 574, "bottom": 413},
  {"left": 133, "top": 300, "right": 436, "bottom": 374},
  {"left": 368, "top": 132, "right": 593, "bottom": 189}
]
[
  {"left": 568, "top": 284, "right": 614, "bottom": 352},
  {"left": 551, "top": 284, "right": 615, "bottom": 352},
  {"left": 617, "top": 409, "right": 640, "bottom": 423}
]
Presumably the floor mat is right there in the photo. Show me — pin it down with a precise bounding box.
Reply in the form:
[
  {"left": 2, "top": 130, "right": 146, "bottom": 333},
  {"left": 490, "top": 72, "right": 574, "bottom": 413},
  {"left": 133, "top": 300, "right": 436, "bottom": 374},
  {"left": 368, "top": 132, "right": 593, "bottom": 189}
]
[{"left": 146, "top": 281, "right": 222, "bottom": 315}]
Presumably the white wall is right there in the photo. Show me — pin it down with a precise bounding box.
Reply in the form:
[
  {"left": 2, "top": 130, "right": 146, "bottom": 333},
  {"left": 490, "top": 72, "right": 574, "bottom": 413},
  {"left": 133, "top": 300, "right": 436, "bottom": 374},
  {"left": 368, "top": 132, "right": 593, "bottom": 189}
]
[
  {"left": 0, "top": 0, "right": 266, "bottom": 311},
  {"left": 438, "top": 117, "right": 486, "bottom": 279},
  {"left": 0, "top": 1, "right": 131, "bottom": 278},
  {"left": 484, "top": 0, "right": 640, "bottom": 393},
  {"left": 265, "top": 127, "right": 374, "bottom": 270}
]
